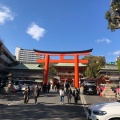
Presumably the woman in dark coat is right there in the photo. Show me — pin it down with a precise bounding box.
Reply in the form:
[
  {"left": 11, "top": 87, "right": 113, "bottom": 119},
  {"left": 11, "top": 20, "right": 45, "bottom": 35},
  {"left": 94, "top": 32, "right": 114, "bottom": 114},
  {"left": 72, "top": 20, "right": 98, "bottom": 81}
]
[
  {"left": 24, "top": 85, "right": 30, "bottom": 104},
  {"left": 33, "top": 85, "right": 39, "bottom": 104},
  {"left": 67, "top": 87, "right": 72, "bottom": 104},
  {"left": 72, "top": 87, "right": 79, "bottom": 105}
]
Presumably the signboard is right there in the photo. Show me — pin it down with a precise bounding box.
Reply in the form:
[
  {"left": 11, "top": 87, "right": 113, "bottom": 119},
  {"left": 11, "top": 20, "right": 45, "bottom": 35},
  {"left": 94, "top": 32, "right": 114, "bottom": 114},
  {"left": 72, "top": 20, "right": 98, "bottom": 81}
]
[{"left": 109, "top": 62, "right": 116, "bottom": 65}]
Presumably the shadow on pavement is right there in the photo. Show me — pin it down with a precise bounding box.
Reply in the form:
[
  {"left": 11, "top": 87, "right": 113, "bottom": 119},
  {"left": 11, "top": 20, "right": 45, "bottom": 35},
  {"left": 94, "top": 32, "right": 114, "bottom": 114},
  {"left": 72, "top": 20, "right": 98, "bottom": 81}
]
[
  {"left": 0, "top": 92, "right": 23, "bottom": 102},
  {"left": 0, "top": 102, "right": 87, "bottom": 120}
]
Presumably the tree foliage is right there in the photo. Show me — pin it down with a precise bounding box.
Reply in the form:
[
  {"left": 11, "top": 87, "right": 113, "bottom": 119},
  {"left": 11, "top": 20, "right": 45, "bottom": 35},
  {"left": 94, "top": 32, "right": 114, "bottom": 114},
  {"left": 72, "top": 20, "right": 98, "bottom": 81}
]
[
  {"left": 105, "top": 0, "right": 120, "bottom": 31},
  {"left": 48, "top": 63, "right": 58, "bottom": 77},
  {"left": 82, "top": 55, "right": 106, "bottom": 78},
  {"left": 117, "top": 59, "right": 120, "bottom": 72},
  {"left": 41, "top": 63, "right": 57, "bottom": 77}
]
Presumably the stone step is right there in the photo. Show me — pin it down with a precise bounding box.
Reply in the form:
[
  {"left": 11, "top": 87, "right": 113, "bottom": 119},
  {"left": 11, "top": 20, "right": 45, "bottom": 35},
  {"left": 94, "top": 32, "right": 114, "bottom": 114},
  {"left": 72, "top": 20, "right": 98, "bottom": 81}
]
[
  {"left": 104, "top": 89, "right": 113, "bottom": 91},
  {"left": 104, "top": 90, "right": 113, "bottom": 92},
  {"left": 105, "top": 87, "right": 111, "bottom": 89},
  {"left": 104, "top": 96, "right": 116, "bottom": 99},
  {"left": 104, "top": 93, "right": 116, "bottom": 95}
]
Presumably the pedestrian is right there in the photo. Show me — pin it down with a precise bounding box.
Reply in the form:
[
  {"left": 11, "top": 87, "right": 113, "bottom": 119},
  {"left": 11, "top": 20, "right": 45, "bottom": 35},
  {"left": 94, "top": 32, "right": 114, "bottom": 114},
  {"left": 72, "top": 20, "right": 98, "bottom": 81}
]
[
  {"left": 65, "top": 82, "right": 70, "bottom": 93},
  {"left": 67, "top": 87, "right": 72, "bottom": 104},
  {"left": 72, "top": 87, "right": 79, "bottom": 105},
  {"left": 46, "top": 82, "right": 51, "bottom": 93},
  {"left": 59, "top": 87, "right": 65, "bottom": 104},
  {"left": 23, "top": 85, "right": 30, "bottom": 104},
  {"left": 33, "top": 85, "right": 39, "bottom": 104},
  {"left": 37, "top": 83, "right": 41, "bottom": 97}
]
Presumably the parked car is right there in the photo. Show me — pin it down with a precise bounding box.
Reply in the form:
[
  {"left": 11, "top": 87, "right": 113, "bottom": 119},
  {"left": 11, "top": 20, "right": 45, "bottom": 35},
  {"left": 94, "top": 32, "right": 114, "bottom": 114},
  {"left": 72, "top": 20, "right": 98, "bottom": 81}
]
[
  {"left": 21, "top": 80, "right": 33, "bottom": 91},
  {"left": 12, "top": 79, "right": 22, "bottom": 91},
  {"left": 82, "top": 80, "right": 97, "bottom": 95},
  {"left": 87, "top": 101, "right": 120, "bottom": 120}
]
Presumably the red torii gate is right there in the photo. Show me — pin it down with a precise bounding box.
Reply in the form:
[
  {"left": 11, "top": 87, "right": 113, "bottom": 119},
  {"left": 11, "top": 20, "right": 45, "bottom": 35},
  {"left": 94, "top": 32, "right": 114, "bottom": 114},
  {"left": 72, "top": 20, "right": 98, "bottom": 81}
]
[{"left": 34, "top": 49, "right": 93, "bottom": 88}]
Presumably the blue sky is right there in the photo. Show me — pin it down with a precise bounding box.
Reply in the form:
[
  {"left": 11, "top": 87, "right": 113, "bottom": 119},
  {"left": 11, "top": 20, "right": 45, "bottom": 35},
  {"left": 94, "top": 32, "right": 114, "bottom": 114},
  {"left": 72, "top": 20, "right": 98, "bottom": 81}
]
[{"left": 0, "top": 0, "right": 120, "bottom": 63}]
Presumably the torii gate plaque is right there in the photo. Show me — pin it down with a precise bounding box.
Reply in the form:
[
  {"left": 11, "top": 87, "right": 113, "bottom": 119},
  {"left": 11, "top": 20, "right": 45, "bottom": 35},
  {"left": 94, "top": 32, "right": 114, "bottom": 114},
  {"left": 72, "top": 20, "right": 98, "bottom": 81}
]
[{"left": 34, "top": 49, "right": 93, "bottom": 88}]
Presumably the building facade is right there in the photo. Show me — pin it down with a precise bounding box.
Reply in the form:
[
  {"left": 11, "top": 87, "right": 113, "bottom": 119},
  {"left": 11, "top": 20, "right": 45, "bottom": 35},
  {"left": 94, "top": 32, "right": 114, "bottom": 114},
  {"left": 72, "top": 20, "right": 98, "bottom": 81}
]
[
  {"left": 96, "top": 64, "right": 120, "bottom": 85},
  {"left": 15, "top": 47, "right": 45, "bottom": 63},
  {"left": 0, "top": 40, "right": 17, "bottom": 81},
  {"left": 6, "top": 63, "right": 44, "bottom": 82}
]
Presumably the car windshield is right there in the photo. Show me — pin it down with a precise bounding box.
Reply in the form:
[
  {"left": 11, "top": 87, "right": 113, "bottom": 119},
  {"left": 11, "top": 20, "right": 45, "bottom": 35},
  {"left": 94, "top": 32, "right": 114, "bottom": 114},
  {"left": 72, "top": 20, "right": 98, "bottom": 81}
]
[
  {"left": 20, "top": 80, "right": 32, "bottom": 85},
  {"left": 13, "top": 81, "right": 19, "bottom": 85}
]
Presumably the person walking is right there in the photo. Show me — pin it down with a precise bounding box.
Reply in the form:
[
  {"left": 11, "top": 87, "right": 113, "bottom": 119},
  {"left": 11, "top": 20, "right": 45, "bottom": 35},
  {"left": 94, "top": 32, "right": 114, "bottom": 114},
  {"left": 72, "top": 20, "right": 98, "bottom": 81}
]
[
  {"left": 73, "top": 87, "right": 79, "bottom": 105},
  {"left": 59, "top": 87, "right": 65, "bottom": 104},
  {"left": 46, "top": 82, "right": 51, "bottom": 93},
  {"left": 65, "top": 82, "right": 70, "bottom": 93},
  {"left": 67, "top": 87, "right": 72, "bottom": 104},
  {"left": 33, "top": 85, "right": 39, "bottom": 104},
  {"left": 24, "top": 85, "right": 30, "bottom": 104}
]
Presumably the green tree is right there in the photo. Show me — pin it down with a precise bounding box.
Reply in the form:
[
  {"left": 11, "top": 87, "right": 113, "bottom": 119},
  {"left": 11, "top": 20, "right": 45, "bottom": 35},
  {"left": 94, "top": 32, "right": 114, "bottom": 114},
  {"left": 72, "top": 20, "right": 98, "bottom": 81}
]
[
  {"left": 41, "top": 63, "right": 57, "bottom": 77},
  {"left": 82, "top": 55, "right": 106, "bottom": 78},
  {"left": 48, "top": 63, "right": 58, "bottom": 77},
  {"left": 117, "top": 59, "right": 120, "bottom": 73},
  {"left": 105, "top": 0, "right": 120, "bottom": 31}
]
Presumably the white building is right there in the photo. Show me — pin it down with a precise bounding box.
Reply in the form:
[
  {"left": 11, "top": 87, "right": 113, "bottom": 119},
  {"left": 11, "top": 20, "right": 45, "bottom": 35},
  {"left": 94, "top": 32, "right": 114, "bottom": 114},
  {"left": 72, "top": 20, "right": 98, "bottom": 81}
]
[{"left": 15, "top": 47, "right": 45, "bottom": 63}]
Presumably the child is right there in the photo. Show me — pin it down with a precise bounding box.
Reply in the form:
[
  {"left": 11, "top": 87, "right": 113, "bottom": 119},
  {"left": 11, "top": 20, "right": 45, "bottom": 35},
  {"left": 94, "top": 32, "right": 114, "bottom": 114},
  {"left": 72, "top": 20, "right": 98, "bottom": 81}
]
[{"left": 59, "top": 88, "right": 65, "bottom": 104}]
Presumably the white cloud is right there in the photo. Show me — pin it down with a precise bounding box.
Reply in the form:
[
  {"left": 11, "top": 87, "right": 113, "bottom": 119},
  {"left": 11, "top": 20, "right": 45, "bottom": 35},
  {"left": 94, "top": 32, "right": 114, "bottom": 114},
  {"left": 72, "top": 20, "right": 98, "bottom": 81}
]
[
  {"left": 26, "top": 22, "right": 45, "bottom": 41},
  {"left": 96, "top": 38, "right": 111, "bottom": 44},
  {"left": 113, "top": 50, "right": 120, "bottom": 55},
  {"left": 0, "top": 4, "right": 15, "bottom": 24}
]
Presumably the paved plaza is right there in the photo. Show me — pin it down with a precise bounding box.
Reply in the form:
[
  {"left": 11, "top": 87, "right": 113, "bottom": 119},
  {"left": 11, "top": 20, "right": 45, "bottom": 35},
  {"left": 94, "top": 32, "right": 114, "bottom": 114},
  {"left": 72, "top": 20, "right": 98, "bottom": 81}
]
[{"left": 0, "top": 90, "right": 87, "bottom": 120}]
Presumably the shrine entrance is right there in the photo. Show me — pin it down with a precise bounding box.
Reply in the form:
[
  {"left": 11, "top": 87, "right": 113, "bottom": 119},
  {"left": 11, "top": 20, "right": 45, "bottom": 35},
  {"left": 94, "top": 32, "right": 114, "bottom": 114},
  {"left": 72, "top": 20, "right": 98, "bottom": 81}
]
[{"left": 34, "top": 49, "right": 93, "bottom": 88}]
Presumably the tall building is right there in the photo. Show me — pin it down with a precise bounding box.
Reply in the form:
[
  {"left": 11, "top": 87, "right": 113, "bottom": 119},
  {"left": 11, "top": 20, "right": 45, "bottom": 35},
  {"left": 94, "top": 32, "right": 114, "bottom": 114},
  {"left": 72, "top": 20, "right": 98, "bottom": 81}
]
[
  {"left": 0, "top": 40, "right": 17, "bottom": 81},
  {"left": 15, "top": 47, "right": 45, "bottom": 63}
]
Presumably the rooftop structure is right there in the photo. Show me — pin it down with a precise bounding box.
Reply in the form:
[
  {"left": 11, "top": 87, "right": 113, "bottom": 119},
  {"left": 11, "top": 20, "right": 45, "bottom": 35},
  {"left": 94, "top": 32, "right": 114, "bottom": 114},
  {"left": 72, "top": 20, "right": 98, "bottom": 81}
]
[{"left": 6, "top": 63, "right": 44, "bottom": 81}]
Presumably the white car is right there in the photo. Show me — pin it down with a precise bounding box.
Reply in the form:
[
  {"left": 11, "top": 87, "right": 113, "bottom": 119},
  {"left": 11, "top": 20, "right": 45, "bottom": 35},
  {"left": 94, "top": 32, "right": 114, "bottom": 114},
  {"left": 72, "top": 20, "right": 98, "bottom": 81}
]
[
  {"left": 87, "top": 101, "right": 120, "bottom": 120},
  {"left": 21, "top": 84, "right": 33, "bottom": 91}
]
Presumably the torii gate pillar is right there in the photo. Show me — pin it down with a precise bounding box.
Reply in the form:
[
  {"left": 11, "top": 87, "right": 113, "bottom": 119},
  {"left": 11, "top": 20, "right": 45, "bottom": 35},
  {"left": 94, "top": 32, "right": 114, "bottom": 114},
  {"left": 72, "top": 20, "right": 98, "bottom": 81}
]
[
  {"left": 74, "top": 54, "right": 79, "bottom": 88},
  {"left": 43, "top": 54, "right": 50, "bottom": 84}
]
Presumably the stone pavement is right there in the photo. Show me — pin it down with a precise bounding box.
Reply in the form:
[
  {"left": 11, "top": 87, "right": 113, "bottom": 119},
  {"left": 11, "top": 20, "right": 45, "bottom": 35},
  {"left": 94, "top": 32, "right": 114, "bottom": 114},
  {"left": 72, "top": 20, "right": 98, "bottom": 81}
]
[
  {"left": 0, "top": 88, "right": 114, "bottom": 106},
  {"left": 0, "top": 89, "right": 87, "bottom": 120},
  {"left": 28, "top": 89, "right": 80, "bottom": 105},
  {"left": 0, "top": 89, "right": 118, "bottom": 120},
  {"left": 0, "top": 92, "right": 23, "bottom": 105}
]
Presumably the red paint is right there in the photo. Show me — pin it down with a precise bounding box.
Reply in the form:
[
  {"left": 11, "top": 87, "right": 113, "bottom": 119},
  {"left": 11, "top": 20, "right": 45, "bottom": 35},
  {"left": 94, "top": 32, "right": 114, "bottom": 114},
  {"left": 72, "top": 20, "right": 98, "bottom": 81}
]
[{"left": 34, "top": 49, "right": 92, "bottom": 87}]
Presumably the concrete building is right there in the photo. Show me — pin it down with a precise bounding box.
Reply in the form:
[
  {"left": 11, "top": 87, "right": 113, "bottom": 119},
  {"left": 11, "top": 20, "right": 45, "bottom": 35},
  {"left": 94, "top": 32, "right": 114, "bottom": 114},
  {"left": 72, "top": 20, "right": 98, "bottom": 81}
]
[
  {"left": 0, "top": 40, "right": 17, "bottom": 81},
  {"left": 15, "top": 47, "right": 45, "bottom": 63}
]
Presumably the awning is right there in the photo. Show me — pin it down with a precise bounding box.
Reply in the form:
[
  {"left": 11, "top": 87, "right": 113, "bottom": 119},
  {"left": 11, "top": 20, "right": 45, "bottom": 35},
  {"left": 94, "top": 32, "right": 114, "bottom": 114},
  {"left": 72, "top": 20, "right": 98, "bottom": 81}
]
[{"left": 35, "top": 79, "right": 43, "bottom": 82}]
